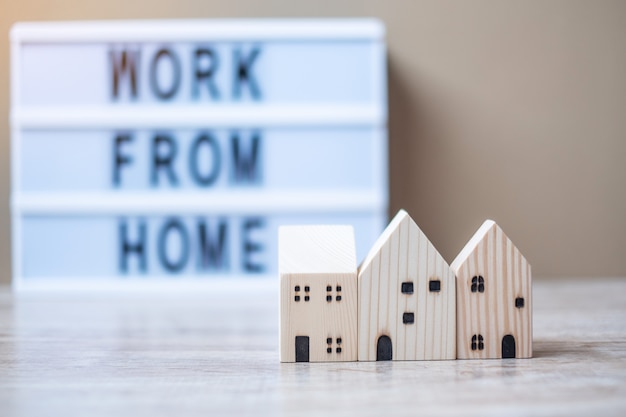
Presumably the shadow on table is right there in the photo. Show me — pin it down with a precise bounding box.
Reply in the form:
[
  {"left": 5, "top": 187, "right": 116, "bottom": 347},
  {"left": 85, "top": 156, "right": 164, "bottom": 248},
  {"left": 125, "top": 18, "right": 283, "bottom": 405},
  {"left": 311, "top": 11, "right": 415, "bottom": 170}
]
[{"left": 532, "top": 339, "right": 610, "bottom": 359}]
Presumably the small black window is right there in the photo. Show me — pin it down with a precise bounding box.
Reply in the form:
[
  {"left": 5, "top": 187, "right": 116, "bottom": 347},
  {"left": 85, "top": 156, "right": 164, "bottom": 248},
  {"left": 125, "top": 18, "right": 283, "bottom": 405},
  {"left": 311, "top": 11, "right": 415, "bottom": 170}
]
[
  {"left": 295, "top": 295, "right": 300, "bottom": 302},
  {"left": 294, "top": 285, "right": 300, "bottom": 292},
  {"left": 471, "top": 276, "right": 485, "bottom": 293},
  {"left": 401, "top": 282, "right": 414, "bottom": 294},
  {"left": 336, "top": 295, "right": 342, "bottom": 301},
  {"left": 515, "top": 297, "right": 525, "bottom": 308},
  {"left": 326, "top": 295, "right": 332, "bottom": 302},
  {"left": 304, "top": 286, "right": 310, "bottom": 292},
  {"left": 403, "top": 312, "right": 415, "bottom": 324},
  {"left": 327, "top": 338, "right": 342, "bottom": 354},
  {"left": 336, "top": 285, "right": 342, "bottom": 292},
  {"left": 429, "top": 280, "right": 441, "bottom": 292},
  {"left": 304, "top": 296, "right": 310, "bottom": 302},
  {"left": 471, "top": 334, "right": 484, "bottom": 350},
  {"left": 326, "top": 285, "right": 332, "bottom": 292}
]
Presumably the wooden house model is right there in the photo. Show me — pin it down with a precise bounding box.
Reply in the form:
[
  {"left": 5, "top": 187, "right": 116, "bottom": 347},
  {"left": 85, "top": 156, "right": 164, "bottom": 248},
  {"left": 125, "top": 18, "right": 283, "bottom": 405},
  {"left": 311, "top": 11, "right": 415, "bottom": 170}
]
[
  {"left": 279, "top": 225, "right": 358, "bottom": 362},
  {"left": 278, "top": 213, "right": 532, "bottom": 363},
  {"left": 357, "top": 210, "right": 456, "bottom": 361},
  {"left": 451, "top": 220, "right": 532, "bottom": 359}
]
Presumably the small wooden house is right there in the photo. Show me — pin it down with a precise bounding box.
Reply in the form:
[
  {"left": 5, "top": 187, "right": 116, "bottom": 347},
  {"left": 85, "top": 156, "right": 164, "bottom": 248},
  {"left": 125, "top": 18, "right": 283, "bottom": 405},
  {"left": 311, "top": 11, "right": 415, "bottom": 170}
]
[
  {"left": 451, "top": 220, "right": 532, "bottom": 359},
  {"left": 357, "top": 210, "right": 456, "bottom": 361},
  {"left": 279, "top": 225, "right": 358, "bottom": 362}
]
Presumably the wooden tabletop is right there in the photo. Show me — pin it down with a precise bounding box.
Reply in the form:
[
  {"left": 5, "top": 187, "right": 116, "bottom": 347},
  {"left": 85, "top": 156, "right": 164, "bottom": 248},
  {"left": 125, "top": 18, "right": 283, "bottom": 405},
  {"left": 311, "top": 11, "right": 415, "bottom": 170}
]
[{"left": 1, "top": 277, "right": 625, "bottom": 416}]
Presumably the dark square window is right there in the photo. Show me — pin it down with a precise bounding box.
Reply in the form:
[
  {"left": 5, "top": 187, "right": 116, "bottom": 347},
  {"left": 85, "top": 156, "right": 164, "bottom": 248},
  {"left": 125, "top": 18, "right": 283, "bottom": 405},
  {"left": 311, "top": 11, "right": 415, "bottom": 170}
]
[
  {"left": 294, "top": 295, "right": 300, "bottom": 302},
  {"left": 327, "top": 347, "right": 332, "bottom": 354},
  {"left": 336, "top": 347, "right": 342, "bottom": 353},
  {"left": 403, "top": 312, "right": 415, "bottom": 324},
  {"left": 429, "top": 280, "right": 441, "bottom": 292},
  {"left": 294, "top": 285, "right": 300, "bottom": 292},
  {"left": 304, "top": 296, "right": 310, "bottom": 302},
  {"left": 337, "top": 338, "right": 342, "bottom": 344},
  {"left": 326, "top": 295, "right": 332, "bottom": 302},
  {"left": 304, "top": 286, "right": 310, "bottom": 292},
  {"left": 401, "top": 282, "right": 414, "bottom": 294},
  {"left": 336, "top": 296, "right": 342, "bottom": 301},
  {"left": 326, "top": 337, "right": 332, "bottom": 344},
  {"left": 515, "top": 297, "right": 525, "bottom": 308},
  {"left": 326, "top": 285, "right": 332, "bottom": 292},
  {"left": 336, "top": 285, "right": 342, "bottom": 292}
]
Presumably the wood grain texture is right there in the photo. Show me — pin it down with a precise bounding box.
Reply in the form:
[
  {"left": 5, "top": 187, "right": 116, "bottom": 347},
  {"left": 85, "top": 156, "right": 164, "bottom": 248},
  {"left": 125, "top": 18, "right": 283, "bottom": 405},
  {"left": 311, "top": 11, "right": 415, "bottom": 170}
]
[
  {"left": 279, "top": 225, "right": 357, "bottom": 362},
  {"left": 0, "top": 278, "right": 625, "bottom": 416},
  {"left": 358, "top": 210, "right": 456, "bottom": 361},
  {"left": 451, "top": 220, "right": 532, "bottom": 359}
]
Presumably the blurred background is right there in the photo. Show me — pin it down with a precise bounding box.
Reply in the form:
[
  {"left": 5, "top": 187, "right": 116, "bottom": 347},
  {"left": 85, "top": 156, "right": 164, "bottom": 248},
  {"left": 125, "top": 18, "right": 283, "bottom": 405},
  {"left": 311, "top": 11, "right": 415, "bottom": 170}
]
[{"left": 2, "top": 0, "right": 625, "bottom": 284}]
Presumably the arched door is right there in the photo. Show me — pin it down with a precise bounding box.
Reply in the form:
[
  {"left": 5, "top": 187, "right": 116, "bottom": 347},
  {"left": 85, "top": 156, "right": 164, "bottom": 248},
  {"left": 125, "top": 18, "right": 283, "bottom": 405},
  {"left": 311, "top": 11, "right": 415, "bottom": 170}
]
[
  {"left": 377, "top": 335, "right": 392, "bottom": 361},
  {"left": 502, "top": 335, "right": 516, "bottom": 359}
]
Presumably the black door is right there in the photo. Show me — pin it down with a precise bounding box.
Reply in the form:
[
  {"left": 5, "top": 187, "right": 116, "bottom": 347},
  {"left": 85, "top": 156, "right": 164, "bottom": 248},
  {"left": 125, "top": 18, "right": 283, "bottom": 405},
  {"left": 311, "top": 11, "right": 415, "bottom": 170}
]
[
  {"left": 295, "top": 336, "right": 309, "bottom": 362},
  {"left": 376, "top": 335, "right": 392, "bottom": 361},
  {"left": 502, "top": 335, "right": 516, "bottom": 358}
]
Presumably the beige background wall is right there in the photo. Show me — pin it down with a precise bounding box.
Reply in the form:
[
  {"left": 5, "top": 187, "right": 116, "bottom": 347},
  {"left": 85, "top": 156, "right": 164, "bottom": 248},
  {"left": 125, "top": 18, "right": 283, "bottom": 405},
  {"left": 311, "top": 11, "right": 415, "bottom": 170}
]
[{"left": 1, "top": 0, "right": 625, "bottom": 283}]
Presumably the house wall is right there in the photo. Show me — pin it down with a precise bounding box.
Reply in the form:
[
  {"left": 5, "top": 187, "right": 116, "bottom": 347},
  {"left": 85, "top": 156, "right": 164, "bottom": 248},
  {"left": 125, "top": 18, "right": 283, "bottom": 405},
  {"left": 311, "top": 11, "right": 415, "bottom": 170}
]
[
  {"left": 358, "top": 215, "right": 456, "bottom": 361},
  {"left": 455, "top": 225, "right": 532, "bottom": 359},
  {"left": 279, "top": 273, "right": 357, "bottom": 362}
]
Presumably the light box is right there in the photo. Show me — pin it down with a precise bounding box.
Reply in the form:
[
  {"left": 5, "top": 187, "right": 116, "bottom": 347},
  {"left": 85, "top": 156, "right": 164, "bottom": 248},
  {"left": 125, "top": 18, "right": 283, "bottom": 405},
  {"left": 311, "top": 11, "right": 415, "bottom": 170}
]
[{"left": 10, "top": 19, "right": 388, "bottom": 290}]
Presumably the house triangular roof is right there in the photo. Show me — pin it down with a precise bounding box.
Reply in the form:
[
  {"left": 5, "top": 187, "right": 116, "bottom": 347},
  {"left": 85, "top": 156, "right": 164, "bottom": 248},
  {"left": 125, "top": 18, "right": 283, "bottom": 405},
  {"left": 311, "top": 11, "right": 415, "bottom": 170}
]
[
  {"left": 359, "top": 209, "right": 450, "bottom": 274},
  {"left": 450, "top": 220, "right": 529, "bottom": 272}
]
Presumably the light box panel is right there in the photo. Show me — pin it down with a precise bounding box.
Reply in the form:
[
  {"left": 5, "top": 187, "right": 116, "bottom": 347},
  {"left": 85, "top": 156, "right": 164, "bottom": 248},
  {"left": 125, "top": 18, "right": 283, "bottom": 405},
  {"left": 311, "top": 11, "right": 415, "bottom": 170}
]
[{"left": 10, "top": 19, "right": 388, "bottom": 290}]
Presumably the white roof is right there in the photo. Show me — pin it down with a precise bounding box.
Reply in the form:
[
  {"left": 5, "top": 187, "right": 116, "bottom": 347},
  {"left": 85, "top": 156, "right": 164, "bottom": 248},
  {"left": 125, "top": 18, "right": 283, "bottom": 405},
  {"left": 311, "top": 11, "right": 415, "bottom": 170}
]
[{"left": 279, "top": 225, "right": 356, "bottom": 274}]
